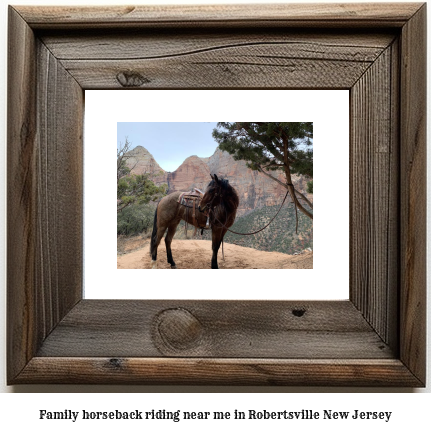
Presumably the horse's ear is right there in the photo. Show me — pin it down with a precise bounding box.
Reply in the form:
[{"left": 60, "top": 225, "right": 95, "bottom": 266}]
[
  {"left": 213, "top": 173, "right": 219, "bottom": 183},
  {"left": 210, "top": 174, "right": 214, "bottom": 180}
]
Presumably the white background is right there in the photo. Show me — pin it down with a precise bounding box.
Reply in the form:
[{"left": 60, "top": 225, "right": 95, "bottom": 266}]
[
  {"left": 85, "top": 90, "right": 349, "bottom": 300},
  {"left": 0, "top": 0, "right": 430, "bottom": 426}
]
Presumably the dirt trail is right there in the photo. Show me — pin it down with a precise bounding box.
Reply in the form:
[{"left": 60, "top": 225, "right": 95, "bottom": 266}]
[{"left": 117, "top": 240, "right": 312, "bottom": 269}]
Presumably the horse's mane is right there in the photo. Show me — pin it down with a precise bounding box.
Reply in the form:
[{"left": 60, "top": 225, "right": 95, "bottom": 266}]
[{"left": 206, "top": 177, "right": 239, "bottom": 219}]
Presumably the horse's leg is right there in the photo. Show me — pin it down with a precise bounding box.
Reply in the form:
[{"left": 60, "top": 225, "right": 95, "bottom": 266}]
[
  {"left": 211, "top": 228, "right": 227, "bottom": 269},
  {"left": 150, "top": 193, "right": 184, "bottom": 269},
  {"left": 150, "top": 226, "right": 168, "bottom": 269},
  {"left": 150, "top": 207, "right": 169, "bottom": 269},
  {"left": 165, "top": 220, "right": 180, "bottom": 269}
]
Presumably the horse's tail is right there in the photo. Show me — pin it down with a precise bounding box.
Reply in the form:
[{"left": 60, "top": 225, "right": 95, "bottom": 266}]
[{"left": 150, "top": 205, "right": 158, "bottom": 257}]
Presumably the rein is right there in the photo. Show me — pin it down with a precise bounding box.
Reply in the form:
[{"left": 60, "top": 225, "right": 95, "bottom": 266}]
[
  {"left": 209, "top": 188, "right": 290, "bottom": 236},
  {"left": 202, "top": 187, "right": 289, "bottom": 262}
]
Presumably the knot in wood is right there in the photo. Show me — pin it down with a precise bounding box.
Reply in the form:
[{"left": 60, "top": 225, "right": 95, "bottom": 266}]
[
  {"left": 292, "top": 308, "right": 306, "bottom": 317},
  {"left": 116, "top": 71, "right": 150, "bottom": 87},
  {"left": 155, "top": 308, "right": 203, "bottom": 351}
]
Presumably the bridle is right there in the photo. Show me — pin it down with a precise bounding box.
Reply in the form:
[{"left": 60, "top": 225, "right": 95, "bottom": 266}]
[{"left": 198, "top": 186, "right": 223, "bottom": 217}]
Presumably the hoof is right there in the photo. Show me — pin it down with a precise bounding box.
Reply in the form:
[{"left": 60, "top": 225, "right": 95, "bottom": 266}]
[
  {"left": 152, "top": 260, "right": 157, "bottom": 269},
  {"left": 171, "top": 265, "right": 177, "bottom": 269}
]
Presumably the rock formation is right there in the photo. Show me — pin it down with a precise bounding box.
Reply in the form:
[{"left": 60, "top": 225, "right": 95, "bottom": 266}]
[
  {"left": 125, "top": 145, "right": 312, "bottom": 216},
  {"left": 166, "top": 155, "right": 211, "bottom": 194},
  {"left": 125, "top": 146, "right": 169, "bottom": 186},
  {"left": 206, "top": 148, "right": 311, "bottom": 215}
]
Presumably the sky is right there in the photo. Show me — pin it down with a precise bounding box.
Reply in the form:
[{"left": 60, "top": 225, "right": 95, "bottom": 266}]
[{"left": 117, "top": 122, "right": 219, "bottom": 172}]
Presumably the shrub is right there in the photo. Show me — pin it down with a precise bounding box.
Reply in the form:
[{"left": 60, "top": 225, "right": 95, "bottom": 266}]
[{"left": 117, "top": 203, "right": 155, "bottom": 236}]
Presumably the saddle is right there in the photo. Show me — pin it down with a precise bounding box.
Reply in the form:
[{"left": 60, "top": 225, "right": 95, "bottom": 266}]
[{"left": 177, "top": 188, "right": 207, "bottom": 237}]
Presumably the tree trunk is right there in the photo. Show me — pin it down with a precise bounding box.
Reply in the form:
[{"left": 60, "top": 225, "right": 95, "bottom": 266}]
[{"left": 281, "top": 131, "right": 313, "bottom": 220}]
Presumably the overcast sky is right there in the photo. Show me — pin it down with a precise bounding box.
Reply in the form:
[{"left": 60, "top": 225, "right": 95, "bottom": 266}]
[{"left": 117, "top": 122, "right": 219, "bottom": 172}]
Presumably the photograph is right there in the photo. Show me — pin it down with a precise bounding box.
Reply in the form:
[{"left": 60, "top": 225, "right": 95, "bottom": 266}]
[
  {"left": 117, "top": 122, "right": 313, "bottom": 270},
  {"left": 84, "top": 89, "right": 347, "bottom": 301},
  {"left": 84, "top": 90, "right": 350, "bottom": 300}
]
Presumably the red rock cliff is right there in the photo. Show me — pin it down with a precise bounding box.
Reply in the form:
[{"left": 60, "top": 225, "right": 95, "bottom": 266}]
[
  {"left": 125, "top": 146, "right": 168, "bottom": 187},
  {"left": 126, "top": 146, "right": 312, "bottom": 216}
]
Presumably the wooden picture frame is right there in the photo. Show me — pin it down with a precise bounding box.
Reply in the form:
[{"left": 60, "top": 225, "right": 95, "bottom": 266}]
[{"left": 7, "top": 3, "right": 426, "bottom": 386}]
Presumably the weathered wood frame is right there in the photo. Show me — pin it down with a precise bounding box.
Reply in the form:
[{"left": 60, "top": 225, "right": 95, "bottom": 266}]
[{"left": 7, "top": 3, "right": 426, "bottom": 386}]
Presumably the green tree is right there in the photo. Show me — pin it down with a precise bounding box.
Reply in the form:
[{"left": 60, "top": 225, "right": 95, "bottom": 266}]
[
  {"left": 117, "top": 138, "right": 167, "bottom": 212},
  {"left": 117, "top": 203, "right": 156, "bottom": 236},
  {"left": 213, "top": 122, "right": 313, "bottom": 220}
]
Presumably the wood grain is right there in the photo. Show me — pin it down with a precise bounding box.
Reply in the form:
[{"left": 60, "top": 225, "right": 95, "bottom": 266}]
[
  {"left": 40, "top": 30, "right": 395, "bottom": 89},
  {"left": 7, "top": 3, "right": 427, "bottom": 386},
  {"left": 7, "top": 6, "right": 84, "bottom": 383},
  {"left": 61, "top": 46, "right": 386, "bottom": 90},
  {"left": 7, "top": 6, "right": 38, "bottom": 381},
  {"left": 35, "top": 40, "right": 84, "bottom": 337},
  {"left": 350, "top": 45, "right": 398, "bottom": 347},
  {"left": 41, "top": 31, "right": 395, "bottom": 60},
  {"left": 399, "top": 3, "right": 427, "bottom": 385},
  {"left": 387, "top": 38, "right": 401, "bottom": 352},
  {"left": 15, "top": 358, "right": 422, "bottom": 386},
  {"left": 16, "top": 3, "right": 423, "bottom": 29},
  {"left": 36, "top": 300, "right": 393, "bottom": 359}
]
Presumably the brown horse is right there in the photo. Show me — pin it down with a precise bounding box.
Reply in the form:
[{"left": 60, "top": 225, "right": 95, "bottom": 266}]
[{"left": 150, "top": 174, "right": 239, "bottom": 269}]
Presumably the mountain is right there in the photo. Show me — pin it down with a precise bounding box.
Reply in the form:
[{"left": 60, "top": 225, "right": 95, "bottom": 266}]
[
  {"left": 125, "top": 146, "right": 169, "bottom": 186},
  {"left": 205, "top": 148, "right": 311, "bottom": 216},
  {"left": 166, "top": 155, "right": 211, "bottom": 194},
  {"left": 126, "top": 145, "right": 312, "bottom": 216}
]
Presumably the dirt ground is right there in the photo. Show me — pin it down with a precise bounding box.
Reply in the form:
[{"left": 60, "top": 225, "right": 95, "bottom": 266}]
[{"left": 117, "top": 239, "right": 313, "bottom": 269}]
